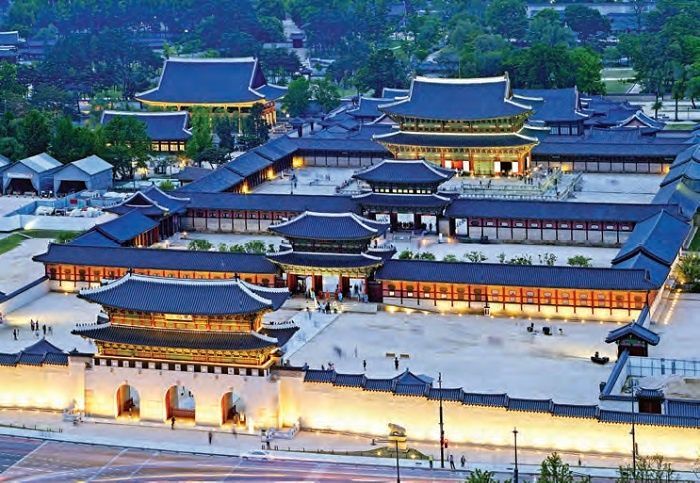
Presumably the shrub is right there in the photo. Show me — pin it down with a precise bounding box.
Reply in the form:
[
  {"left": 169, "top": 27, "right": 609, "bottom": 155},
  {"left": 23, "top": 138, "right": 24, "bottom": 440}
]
[{"left": 567, "top": 255, "right": 592, "bottom": 267}]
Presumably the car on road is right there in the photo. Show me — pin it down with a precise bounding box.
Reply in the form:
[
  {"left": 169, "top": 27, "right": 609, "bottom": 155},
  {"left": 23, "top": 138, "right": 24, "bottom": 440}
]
[{"left": 241, "top": 450, "right": 274, "bottom": 461}]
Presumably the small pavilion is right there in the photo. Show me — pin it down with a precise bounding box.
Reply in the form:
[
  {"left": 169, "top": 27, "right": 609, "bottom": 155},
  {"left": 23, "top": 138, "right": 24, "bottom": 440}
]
[
  {"left": 352, "top": 159, "right": 454, "bottom": 232},
  {"left": 266, "top": 212, "right": 392, "bottom": 297},
  {"left": 605, "top": 319, "right": 660, "bottom": 357}
]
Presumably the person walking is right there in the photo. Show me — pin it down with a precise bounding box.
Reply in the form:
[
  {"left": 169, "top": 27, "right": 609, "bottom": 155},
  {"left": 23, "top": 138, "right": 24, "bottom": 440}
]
[
  {"left": 460, "top": 454, "right": 466, "bottom": 468},
  {"left": 48, "top": 326, "right": 53, "bottom": 336},
  {"left": 42, "top": 324, "right": 46, "bottom": 336},
  {"left": 12, "top": 329, "right": 17, "bottom": 341},
  {"left": 394, "top": 356, "right": 399, "bottom": 371},
  {"left": 362, "top": 359, "right": 367, "bottom": 371},
  {"left": 449, "top": 454, "right": 456, "bottom": 470},
  {"left": 208, "top": 431, "right": 213, "bottom": 445},
  {"left": 170, "top": 416, "right": 176, "bottom": 430}
]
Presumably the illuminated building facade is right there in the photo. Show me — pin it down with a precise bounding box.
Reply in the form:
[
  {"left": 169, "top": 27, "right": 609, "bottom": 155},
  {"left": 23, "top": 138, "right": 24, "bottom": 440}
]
[{"left": 375, "top": 75, "right": 540, "bottom": 175}]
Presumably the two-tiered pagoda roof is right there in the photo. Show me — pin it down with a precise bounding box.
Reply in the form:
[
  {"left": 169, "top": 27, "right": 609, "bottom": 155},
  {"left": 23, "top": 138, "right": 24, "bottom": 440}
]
[
  {"left": 79, "top": 274, "right": 289, "bottom": 315},
  {"left": 353, "top": 159, "right": 454, "bottom": 186},
  {"left": 268, "top": 212, "right": 389, "bottom": 241},
  {"left": 106, "top": 186, "right": 189, "bottom": 217},
  {"left": 379, "top": 75, "right": 532, "bottom": 121},
  {"left": 136, "top": 57, "right": 286, "bottom": 106}
]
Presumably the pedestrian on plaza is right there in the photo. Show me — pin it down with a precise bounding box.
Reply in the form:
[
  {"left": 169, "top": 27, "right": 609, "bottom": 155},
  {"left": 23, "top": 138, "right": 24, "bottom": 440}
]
[
  {"left": 362, "top": 359, "right": 367, "bottom": 371},
  {"left": 30, "top": 320, "right": 34, "bottom": 332},
  {"left": 306, "top": 307, "right": 312, "bottom": 320},
  {"left": 321, "top": 364, "right": 325, "bottom": 371},
  {"left": 48, "top": 326, "right": 53, "bottom": 336},
  {"left": 13, "top": 329, "right": 17, "bottom": 341},
  {"left": 232, "top": 427, "right": 237, "bottom": 438},
  {"left": 170, "top": 416, "right": 176, "bottom": 430},
  {"left": 429, "top": 455, "right": 434, "bottom": 469},
  {"left": 208, "top": 431, "right": 213, "bottom": 445},
  {"left": 42, "top": 324, "right": 46, "bottom": 336},
  {"left": 449, "top": 454, "right": 456, "bottom": 470},
  {"left": 460, "top": 455, "right": 466, "bottom": 468},
  {"left": 394, "top": 356, "right": 399, "bottom": 371}
]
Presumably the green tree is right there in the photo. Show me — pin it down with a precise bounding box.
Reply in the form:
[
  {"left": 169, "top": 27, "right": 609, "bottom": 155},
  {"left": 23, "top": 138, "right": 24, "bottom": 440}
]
[
  {"left": 539, "top": 452, "right": 574, "bottom": 483},
  {"left": 244, "top": 240, "right": 267, "bottom": 253},
  {"left": 194, "top": 147, "right": 229, "bottom": 168},
  {"left": 485, "top": 0, "right": 528, "bottom": 40},
  {"left": 651, "top": 98, "right": 664, "bottom": 120},
  {"left": 354, "top": 48, "right": 407, "bottom": 97},
  {"left": 564, "top": 5, "right": 611, "bottom": 44},
  {"left": 570, "top": 48, "right": 606, "bottom": 94},
  {"left": 311, "top": 79, "right": 341, "bottom": 113},
  {"left": 464, "top": 251, "right": 488, "bottom": 263},
  {"left": 240, "top": 103, "right": 269, "bottom": 149},
  {"left": 508, "top": 43, "right": 575, "bottom": 89},
  {"left": 617, "top": 454, "right": 675, "bottom": 483},
  {"left": 398, "top": 250, "right": 414, "bottom": 260},
  {"left": 443, "top": 254, "right": 458, "bottom": 262},
  {"left": 50, "top": 116, "right": 97, "bottom": 163},
  {"left": 415, "top": 252, "right": 436, "bottom": 260},
  {"left": 18, "top": 109, "right": 51, "bottom": 157},
  {"left": 187, "top": 239, "right": 213, "bottom": 251},
  {"left": 186, "top": 107, "right": 213, "bottom": 160},
  {"left": 567, "top": 255, "right": 592, "bottom": 267},
  {"left": 281, "top": 77, "right": 311, "bottom": 117},
  {"left": 259, "top": 48, "right": 301, "bottom": 83},
  {"left": 527, "top": 9, "right": 575, "bottom": 48},
  {"left": 677, "top": 254, "right": 700, "bottom": 286},
  {"left": 466, "top": 469, "right": 498, "bottom": 483},
  {"left": 214, "top": 114, "right": 237, "bottom": 151},
  {"left": 158, "top": 180, "right": 176, "bottom": 191},
  {"left": 97, "top": 116, "right": 151, "bottom": 179}
]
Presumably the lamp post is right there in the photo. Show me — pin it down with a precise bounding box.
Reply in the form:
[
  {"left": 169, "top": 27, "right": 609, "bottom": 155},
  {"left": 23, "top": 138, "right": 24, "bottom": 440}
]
[
  {"left": 513, "top": 428, "right": 519, "bottom": 483},
  {"left": 631, "top": 393, "right": 637, "bottom": 482},
  {"left": 395, "top": 439, "right": 401, "bottom": 483},
  {"left": 438, "top": 372, "right": 445, "bottom": 469}
]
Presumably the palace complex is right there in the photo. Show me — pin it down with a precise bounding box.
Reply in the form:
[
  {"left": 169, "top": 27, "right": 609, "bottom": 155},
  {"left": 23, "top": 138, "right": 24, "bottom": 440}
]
[{"left": 2, "top": 71, "right": 700, "bottom": 462}]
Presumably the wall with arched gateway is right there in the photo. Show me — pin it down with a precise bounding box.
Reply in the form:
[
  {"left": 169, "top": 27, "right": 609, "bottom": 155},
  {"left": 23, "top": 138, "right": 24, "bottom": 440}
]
[{"left": 0, "top": 361, "right": 697, "bottom": 460}]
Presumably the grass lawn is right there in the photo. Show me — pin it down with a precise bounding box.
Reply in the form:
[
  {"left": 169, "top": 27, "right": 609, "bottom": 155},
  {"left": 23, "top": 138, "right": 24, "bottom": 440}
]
[
  {"left": 604, "top": 79, "right": 633, "bottom": 94},
  {"left": 664, "top": 122, "right": 697, "bottom": 131},
  {"left": 601, "top": 67, "right": 636, "bottom": 79},
  {"left": 0, "top": 234, "right": 26, "bottom": 256},
  {"left": 22, "top": 229, "right": 82, "bottom": 240}
]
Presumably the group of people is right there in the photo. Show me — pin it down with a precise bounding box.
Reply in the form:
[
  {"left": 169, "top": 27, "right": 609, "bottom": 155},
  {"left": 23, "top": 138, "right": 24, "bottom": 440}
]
[{"left": 12, "top": 319, "right": 52, "bottom": 341}]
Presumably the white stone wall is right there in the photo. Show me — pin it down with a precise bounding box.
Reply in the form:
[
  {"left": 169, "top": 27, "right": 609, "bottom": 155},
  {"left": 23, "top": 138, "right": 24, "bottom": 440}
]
[
  {"left": 0, "top": 359, "right": 86, "bottom": 411},
  {"left": 279, "top": 376, "right": 700, "bottom": 459}
]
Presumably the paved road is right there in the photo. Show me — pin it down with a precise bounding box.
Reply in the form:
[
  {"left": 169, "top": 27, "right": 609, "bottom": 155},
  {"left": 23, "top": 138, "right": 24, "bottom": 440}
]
[{"left": 0, "top": 435, "right": 461, "bottom": 482}]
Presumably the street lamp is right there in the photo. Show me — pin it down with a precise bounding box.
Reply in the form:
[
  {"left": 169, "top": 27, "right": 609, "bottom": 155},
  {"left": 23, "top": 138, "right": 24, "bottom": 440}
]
[
  {"left": 394, "top": 439, "right": 400, "bottom": 483},
  {"left": 438, "top": 372, "right": 445, "bottom": 469},
  {"left": 631, "top": 392, "right": 637, "bottom": 482},
  {"left": 513, "top": 427, "right": 519, "bottom": 483}
]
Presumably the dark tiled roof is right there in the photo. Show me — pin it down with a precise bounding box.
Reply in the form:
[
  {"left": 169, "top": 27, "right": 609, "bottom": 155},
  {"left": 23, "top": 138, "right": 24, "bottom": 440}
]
[
  {"left": 177, "top": 168, "right": 244, "bottom": 193},
  {"left": 0, "top": 339, "right": 68, "bottom": 367},
  {"left": 598, "top": 410, "right": 699, "bottom": 428},
  {"left": 636, "top": 388, "right": 664, "bottom": 399},
  {"left": 224, "top": 152, "right": 273, "bottom": 177},
  {"left": 666, "top": 400, "right": 700, "bottom": 418},
  {"left": 612, "top": 210, "right": 690, "bottom": 266},
  {"left": 605, "top": 322, "right": 660, "bottom": 345},
  {"left": 100, "top": 111, "right": 191, "bottom": 141},
  {"left": 652, "top": 180, "right": 700, "bottom": 218},
  {"left": 533, "top": 128, "right": 694, "bottom": 158},
  {"left": 78, "top": 274, "right": 289, "bottom": 315},
  {"left": 107, "top": 186, "right": 189, "bottom": 216},
  {"left": 0, "top": 31, "right": 20, "bottom": 46},
  {"left": 508, "top": 398, "right": 552, "bottom": 412},
  {"left": 380, "top": 76, "right": 531, "bottom": 121},
  {"left": 136, "top": 57, "right": 286, "bottom": 104},
  {"left": 269, "top": 212, "right": 389, "bottom": 241},
  {"left": 353, "top": 193, "right": 451, "bottom": 210},
  {"left": 382, "top": 87, "right": 409, "bottom": 99},
  {"left": 375, "top": 131, "right": 538, "bottom": 148},
  {"left": 611, "top": 252, "right": 671, "bottom": 288},
  {"left": 33, "top": 244, "right": 277, "bottom": 274},
  {"left": 70, "top": 231, "right": 120, "bottom": 248},
  {"left": 94, "top": 210, "right": 159, "bottom": 244},
  {"left": 347, "top": 97, "right": 392, "bottom": 119},
  {"left": 446, "top": 199, "right": 675, "bottom": 223},
  {"left": 73, "top": 324, "right": 278, "bottom": 351},
  {"left": 376, "top": 259, "right": 656, "bottom": 291},
  {"left": 185, "top": 192, "right": 358, "bottom": 213},
  {"left": 551, "top": 403, "right": 599, "bottom": 419},
  {"left": 514, "top": 88, "right": 588, "bottom": 123},
  {"left": 267, "top": 251, "right": 384, "bottom": 269},
  {"left": 176, "top": 166, "right": 212, "bottom": 182},
  {"left": 353, "top": 159, "right": 454, "bottom": 185},
  {"left": 617, "top": 111, "right": 666, "bottom": 130}
]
